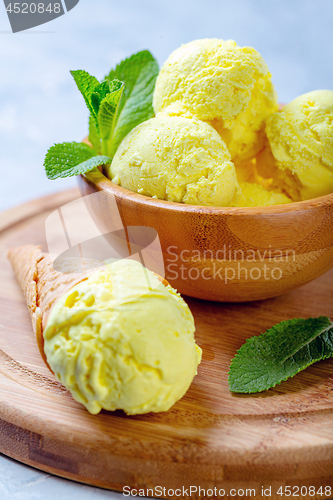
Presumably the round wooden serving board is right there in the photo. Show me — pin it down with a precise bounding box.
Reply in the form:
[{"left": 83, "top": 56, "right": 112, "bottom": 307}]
[{"left": 1, "top": 189, "right": 333, "bottom": 499}]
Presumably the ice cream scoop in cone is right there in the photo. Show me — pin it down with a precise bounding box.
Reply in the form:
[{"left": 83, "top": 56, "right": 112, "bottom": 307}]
[{"left": 8, "top": 244, "right": 200, "bottom": 415}]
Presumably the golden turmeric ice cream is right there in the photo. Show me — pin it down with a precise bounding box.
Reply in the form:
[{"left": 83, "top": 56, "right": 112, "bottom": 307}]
[
  {"left": 43, "top": 259, "right": 202, "bottom": 415},
  {"left": 233, "top": 182, "right": 291, "bottom": 207},
  {"left": 255, "top": 145, "right": 303, "bottom": 202},
  {"left": 264, "top": 90, "right": 333, "bottom": 200},
  {"left": 153, "top": 38, "right": 278, "bottom": 161},
  {"left": 109, "top": 115, "right": 240, "bottom": 207},
  {"left": 108, "top": 40, "right": 332, "bottom": 206},
  {"left": 233, "top": 157, "right": 292, "bottom": 206}
]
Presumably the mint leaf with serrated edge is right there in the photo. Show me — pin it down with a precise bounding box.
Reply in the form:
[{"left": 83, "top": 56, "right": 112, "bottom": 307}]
[
  {"left": 70, "top": 70, "right": 100, "bottom": 124},
  {"left": 98, "top": 80, "right": 124, "bottom": 142},
  {"left": 44, "top": 142, "right": 111, "bottom": 180},
  {"left": 228, "top": 316, "right": 333, "bottom": 393},
  {"left": 105, "top": 50, "right": 159, "bottom": 157},
  {"left": 90, "top": 80, "right": 110, "bottom": 118}
]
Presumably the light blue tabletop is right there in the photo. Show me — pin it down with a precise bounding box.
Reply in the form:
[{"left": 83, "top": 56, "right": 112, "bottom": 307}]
[{"left": 0, "top": 0, "right": 332, "bottom": 497}]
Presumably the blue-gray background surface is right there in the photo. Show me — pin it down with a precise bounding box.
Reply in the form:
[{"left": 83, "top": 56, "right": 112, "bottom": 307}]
[{"left": 0, "top": 0, "right": 332, "bottom": 497}]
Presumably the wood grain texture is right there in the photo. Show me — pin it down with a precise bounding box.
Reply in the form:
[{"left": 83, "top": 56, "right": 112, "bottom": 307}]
[
  {"left": 1, "top": 189, "right": 333, "bottom": 498},
  {"left": 78, "top": 170, "right": 333, "bottom": 302}
]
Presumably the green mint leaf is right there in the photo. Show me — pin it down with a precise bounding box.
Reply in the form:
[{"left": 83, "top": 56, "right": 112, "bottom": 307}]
[
  {"left": 71, "top": 71, "right": 126, "bottom": 144},
  {"left": 228, "top": 316, "right": 333, "bottom": 393},
  {"left": 105, "top": 50, "right": 159, "bottom": 157},
  {"left": 98, "top": 80, "right": 124, "bottom": 141},
  {"left": 88, "top": 115, "right": 102, "bottom": 154},
  {"left": 90, "top": 80, "right": 110, "bottom": 118},
  {"left": 44, "top": 142, "right": 111, "bottom": 180},
  {"left": 70, "top": 70, "right": 100, "bottom": 124}
]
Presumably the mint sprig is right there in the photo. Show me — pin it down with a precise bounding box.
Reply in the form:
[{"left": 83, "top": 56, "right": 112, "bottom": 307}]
[
  {"left": 44, "top": 50, "right": 159, "bottom": 181},
  {"left": 228, "top": 316, "right": 333, "bottom": 393},
  {"left": 105, "top": 50, "right": 159, "bottom": 157}
]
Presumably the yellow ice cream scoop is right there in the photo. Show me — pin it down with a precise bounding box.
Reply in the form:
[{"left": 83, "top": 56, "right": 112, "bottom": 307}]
[
  {"left": 233, "top": 182, "right": 292, "bottom": 207},
  {"left": 43, "top": 258, "right": 202, "bottom": 415},
  {"left": 109, "top": 115, "right": 240, "bottom": 207},
  {"left": 153, "top": 38, "right": 278, "bottom": 161},
  {"left": 265, "top": 90, "right": 333, "bottom": 201}
]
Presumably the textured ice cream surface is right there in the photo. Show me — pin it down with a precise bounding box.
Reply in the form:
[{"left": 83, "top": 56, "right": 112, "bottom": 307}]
[
  {"left": 43, "top": 259, "right": 202, "bottom": 415},
  {"left": 265, "top": 90, "right": 333, "bottom": 200},
  {"left": 109, "top": 115, "right": 240, "bottom": 207},
  {"left": 233, "top": 182, "right": 292, "bottom": 207},
  {"left": 153, "top": 38, "right": 278, "bottom": 161},
  {"left": 255, "top": 146, "right": 303, "bottom": 202}
]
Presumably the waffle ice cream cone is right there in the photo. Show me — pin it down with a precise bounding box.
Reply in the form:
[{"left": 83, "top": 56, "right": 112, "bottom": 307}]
[
  {"left": 8, "top": 244, "right": 201, "bottom": 415},
  {"left": 8, "top": 244, "right": 91, "bottom": 369}
]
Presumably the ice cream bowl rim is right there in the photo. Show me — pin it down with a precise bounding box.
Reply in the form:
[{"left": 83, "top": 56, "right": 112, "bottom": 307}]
[{"left": 81, "top": 168, "right": 333, "bottom": 215}]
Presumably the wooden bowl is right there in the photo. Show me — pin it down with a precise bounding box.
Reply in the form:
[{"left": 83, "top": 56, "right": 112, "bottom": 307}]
[{"left": 78, "top": 170, "right": 333, "bottom": 302}]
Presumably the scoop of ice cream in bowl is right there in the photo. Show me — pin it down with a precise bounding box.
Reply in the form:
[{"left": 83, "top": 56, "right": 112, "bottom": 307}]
[{"left": 79, "top": 39, "right": 333, "bottom": 302}]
